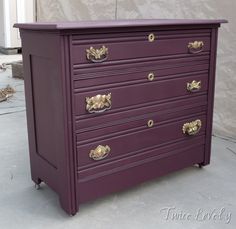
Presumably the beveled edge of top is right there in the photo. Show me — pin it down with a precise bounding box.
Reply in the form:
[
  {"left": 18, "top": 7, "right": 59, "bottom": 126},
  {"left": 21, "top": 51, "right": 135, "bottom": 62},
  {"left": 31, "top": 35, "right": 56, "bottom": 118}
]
[{"left": 14, "top": 19, "right": 228, "bottom": 30}]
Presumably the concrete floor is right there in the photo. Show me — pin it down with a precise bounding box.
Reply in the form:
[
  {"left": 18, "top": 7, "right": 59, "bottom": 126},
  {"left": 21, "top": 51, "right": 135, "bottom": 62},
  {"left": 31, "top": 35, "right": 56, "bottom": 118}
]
[{"left": 0, "top": 56, "right": 236, "bottom": 229}]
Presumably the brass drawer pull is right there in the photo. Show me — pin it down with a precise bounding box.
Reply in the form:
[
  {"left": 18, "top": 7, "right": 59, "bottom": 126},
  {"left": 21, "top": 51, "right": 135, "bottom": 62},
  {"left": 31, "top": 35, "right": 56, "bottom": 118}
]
[
  {"left": 148, "top": 33, "right": 155, "bottom": 42},
  {"left": 147, "top": 72, "right": 155, "bottom": 81},
  {"left": 187, "top": 80, "right": 201, "bottom": 92},
  {"left": 89, "top": 145, "right": 111, "bottom": 161},
  {"left": 147, "top": 119, "right": 154, "bottom": 128},
  {"left": 182, "top": 119, "right": 202, "bottom": 136},
  {"left": 86, "top": 45, "right": 108, "bottom": 63},
  {"left": 86, "top": 93, "right": 111, "bottom": 113},
  {"left": 188, "top": 41, "right": 204, "bottom": 54}
]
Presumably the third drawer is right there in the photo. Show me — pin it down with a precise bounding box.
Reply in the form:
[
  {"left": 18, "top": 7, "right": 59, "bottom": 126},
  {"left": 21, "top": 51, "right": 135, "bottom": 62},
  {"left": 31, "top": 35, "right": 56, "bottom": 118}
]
[{"left": 76, "top": 113, "right": 206, "bottom": 169}]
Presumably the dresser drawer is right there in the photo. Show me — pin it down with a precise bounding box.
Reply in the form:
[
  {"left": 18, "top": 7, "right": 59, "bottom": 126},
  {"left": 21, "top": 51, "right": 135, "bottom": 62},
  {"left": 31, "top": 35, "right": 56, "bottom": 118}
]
[
  {"left": 74, "top": 73, "right": 208, "bottom": 116},
  {"left": 76, "top": 114, "right": 206, "bottom": 169},
  {"left": 78, "top": 141, "right": 205, "bottom": 202},
  {"left": 76, "top": 104, "right": 207, "bottom": 141},
  {"left": 72, "top": 31, "right": 210, "bottom": 65},
  {"left": 73, "top": 55, "right": 210, "bottom": 89},
  {"left": 78, "top": 136, "right": 205, "bottom": 183},
  {"left": 75, "top": 95, "right": 207, "bottom": 131}
]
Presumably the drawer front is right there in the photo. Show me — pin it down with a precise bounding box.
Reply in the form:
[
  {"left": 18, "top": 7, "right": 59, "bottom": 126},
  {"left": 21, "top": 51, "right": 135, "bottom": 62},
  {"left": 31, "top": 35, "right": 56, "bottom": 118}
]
[
  {"left": 76, "top": 114, "right": 206, "bottom": 169},
  {"left": 77, "top": 141, "right": 205, "bottom": 202},
  {"left": 75, "top": 95, "right": 207, "bottom": 131},
  {"left": 74, "top": 73, "right": 208, "bottom": 116},
  {"left": 73, "top": 56, "right": 209, "bottom": 89},
  {"left": 76, "top": 105, "right": 207, "bottom": 142},
  {"left": 72, "top": 32, "right": 210, "bottom": 65}
]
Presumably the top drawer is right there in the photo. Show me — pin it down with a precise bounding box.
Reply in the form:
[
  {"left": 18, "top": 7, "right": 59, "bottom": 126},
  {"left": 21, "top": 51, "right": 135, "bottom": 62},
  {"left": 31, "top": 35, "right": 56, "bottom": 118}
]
[{"left": 71, "top": 30, "right": 211, "bottom": 65}]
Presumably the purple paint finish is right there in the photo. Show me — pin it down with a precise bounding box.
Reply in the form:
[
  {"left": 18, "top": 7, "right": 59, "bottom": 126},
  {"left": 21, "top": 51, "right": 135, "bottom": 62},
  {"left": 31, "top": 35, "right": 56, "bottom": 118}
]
[
  {"left": 14, "top": 19, "right": 227, "bottom": 30},
  {"left": 77, "top": 113, "right": 207, "bottom": 169},
  {"left": 73, "top": 58, "right": 210, "bottom": 89},
  {"left": 75, "top": 95, "right": 208, "bottom": 131},
  {"left": 74, "top": 73, "right": 209, "bottom": 116},
  {"left": 78, "top": 144, "right": 205, "bottom": 203},
  {"left": 71, "top": 35, "right": 211, "bottom": 64},
  {"left": 76, "top": 105, "right": 207, "bottom": 142},
  {"left": 78, "top": 135, "right": 206, "bottom": 180},
  {"left": 14, "top": 19, "right": 226, "bottom": 215}
]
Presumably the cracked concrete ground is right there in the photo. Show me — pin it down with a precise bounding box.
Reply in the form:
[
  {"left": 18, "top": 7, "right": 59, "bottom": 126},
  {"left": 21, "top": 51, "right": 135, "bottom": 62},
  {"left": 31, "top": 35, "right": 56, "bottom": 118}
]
[{"left": 0, "top": 54, "right": 236, "bottom": 229}]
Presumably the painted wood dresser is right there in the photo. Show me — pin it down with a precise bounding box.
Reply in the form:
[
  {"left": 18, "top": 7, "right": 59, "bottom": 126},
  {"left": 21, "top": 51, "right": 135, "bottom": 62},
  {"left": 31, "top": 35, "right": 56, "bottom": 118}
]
[{"left": 15, "top": 19, "right": 227, "bottom": 215}]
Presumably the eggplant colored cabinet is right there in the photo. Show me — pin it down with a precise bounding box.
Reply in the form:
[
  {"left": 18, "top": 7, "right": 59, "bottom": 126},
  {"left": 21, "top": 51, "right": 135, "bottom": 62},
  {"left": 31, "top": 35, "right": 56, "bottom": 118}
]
[{"left": 14, "top": 19, "right": 227, "bottom": 215}]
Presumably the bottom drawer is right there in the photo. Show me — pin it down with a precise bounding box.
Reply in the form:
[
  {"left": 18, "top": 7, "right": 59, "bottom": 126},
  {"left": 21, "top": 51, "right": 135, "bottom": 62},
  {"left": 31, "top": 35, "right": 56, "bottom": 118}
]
[
  {"left": 77, "top": 114, "right": 206, "bottom": 168},
  {"left": 77, "top": 140, "right": 205, "bottom": 203}
]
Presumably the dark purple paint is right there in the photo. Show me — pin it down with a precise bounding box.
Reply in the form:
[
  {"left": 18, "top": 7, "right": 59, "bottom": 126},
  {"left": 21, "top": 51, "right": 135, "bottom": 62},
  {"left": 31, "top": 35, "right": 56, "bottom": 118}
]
[
  {"left": 72, "top": 36, "right": 211, "bottom": 64},
  {"left": 14, "top": 19, "right": 226, "bottom": 215},
  {"left": 74, "top": 73, "right": 208, "bottom": 116},
  {"left": 77, "top": 114, "right": 207, "bottom": 168}
]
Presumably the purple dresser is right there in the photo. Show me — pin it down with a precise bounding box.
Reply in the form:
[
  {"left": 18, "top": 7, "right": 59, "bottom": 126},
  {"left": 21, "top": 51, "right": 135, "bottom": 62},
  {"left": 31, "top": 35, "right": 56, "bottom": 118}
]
[{"left": 15, "top": 19, "right": 227, "bottom": 215}]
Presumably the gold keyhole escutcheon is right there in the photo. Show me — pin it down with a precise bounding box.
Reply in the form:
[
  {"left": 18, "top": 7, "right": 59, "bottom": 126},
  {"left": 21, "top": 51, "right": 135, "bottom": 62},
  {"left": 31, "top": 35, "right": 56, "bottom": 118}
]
[
  {"left": 147, "top": 120, "right": 154, "bottom": 128},
  {"left": 148, "top": 33, "right": 155, "bottom": 42},
  {"left": 147, "top": 72, "right": 155, "bottom": 81}
]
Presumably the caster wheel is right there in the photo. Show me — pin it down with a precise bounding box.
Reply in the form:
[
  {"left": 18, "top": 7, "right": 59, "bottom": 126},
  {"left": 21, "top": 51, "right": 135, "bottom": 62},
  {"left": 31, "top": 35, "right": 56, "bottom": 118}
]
[
  {"left": 34, "top": 183, "right": 41, "bottom": 190},
  {"left": 198, "top": 163, "right": 203, "bottom": 169}
]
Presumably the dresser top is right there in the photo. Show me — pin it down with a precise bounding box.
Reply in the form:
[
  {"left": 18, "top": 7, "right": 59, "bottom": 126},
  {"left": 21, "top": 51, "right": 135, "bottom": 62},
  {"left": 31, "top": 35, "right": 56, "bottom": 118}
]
[{"left": 14, "top": 19, "right": 227, "bottom": 30}]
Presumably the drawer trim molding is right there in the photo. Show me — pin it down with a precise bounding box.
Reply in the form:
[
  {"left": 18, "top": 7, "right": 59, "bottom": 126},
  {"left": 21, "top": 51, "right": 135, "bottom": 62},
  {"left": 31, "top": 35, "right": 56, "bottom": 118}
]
[{"left": 78, "top": 143, "right": 205, "bottom": 183}]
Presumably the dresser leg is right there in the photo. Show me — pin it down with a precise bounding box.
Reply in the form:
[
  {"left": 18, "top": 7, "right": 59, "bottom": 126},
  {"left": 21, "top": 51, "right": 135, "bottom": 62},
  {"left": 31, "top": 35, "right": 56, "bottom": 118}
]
[
  {"left": 198, "top": 163, "right": 203, "bottom": 168},
  {"left": 59, "top": 197, "right": 78, "bottom": 216},
  {"left": 69, "top": 212, "right": 77, "bottom": 217},
  {"left": 33, "top": 177, "right": 42, "bottom": 189},
  {"left": 32, "top": 176, "right": 42, "bottom": 185},
  {"left": 34, "top": 183, "right": 41, "bottom": 190}
]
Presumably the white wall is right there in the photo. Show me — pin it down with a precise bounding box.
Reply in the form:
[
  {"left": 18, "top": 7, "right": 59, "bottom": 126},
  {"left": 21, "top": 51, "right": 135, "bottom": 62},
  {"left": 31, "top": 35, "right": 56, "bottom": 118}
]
[
  {"left": 0, "top": 0, "right": 34, "bottom": 48},
  {"left": 0, "top": 1, "right": 5, "bottom": 46},
  {"left": 36, "top": 0, "right": 236, "bottom": 139}
]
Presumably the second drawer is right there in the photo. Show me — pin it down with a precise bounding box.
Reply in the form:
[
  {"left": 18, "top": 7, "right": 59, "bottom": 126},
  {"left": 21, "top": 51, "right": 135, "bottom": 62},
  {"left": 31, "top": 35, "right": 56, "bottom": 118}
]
[{"left": 74, "top": 73, "right": 208, "bottom": 116}]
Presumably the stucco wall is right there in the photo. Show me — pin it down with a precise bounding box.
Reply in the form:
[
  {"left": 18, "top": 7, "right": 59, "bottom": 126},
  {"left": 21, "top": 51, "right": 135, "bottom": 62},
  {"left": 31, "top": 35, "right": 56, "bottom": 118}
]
[{"left": 36, "top": 0, "right": 236, "bottom": 139}]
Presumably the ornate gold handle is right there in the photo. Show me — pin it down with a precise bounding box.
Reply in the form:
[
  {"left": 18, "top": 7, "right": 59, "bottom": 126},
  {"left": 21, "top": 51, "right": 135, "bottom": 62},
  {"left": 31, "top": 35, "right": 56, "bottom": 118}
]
[
  {"left": 89, "top": 145, "right": 111, "bottom": 161},
  {"left": 182, "top": 119, "right": 202, "bottom": 136},
  {"left": 188, "top": 41, "right": 204, "bottom": 54},
  {"left": 86, "top": 45, "right": 108, "bottom": 63},
  {"left": 187, "top": 80, "right": 201, "bottom": 92},
  {"left": 86, "top": 93, "right": 111, "bottom": 113}
]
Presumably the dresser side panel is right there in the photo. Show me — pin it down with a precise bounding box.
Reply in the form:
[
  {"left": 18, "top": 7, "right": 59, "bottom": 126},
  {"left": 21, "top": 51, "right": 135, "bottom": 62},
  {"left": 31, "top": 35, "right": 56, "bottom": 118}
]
[{"left": 20, "top": 30, "right": 77, "bottom": 214}]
